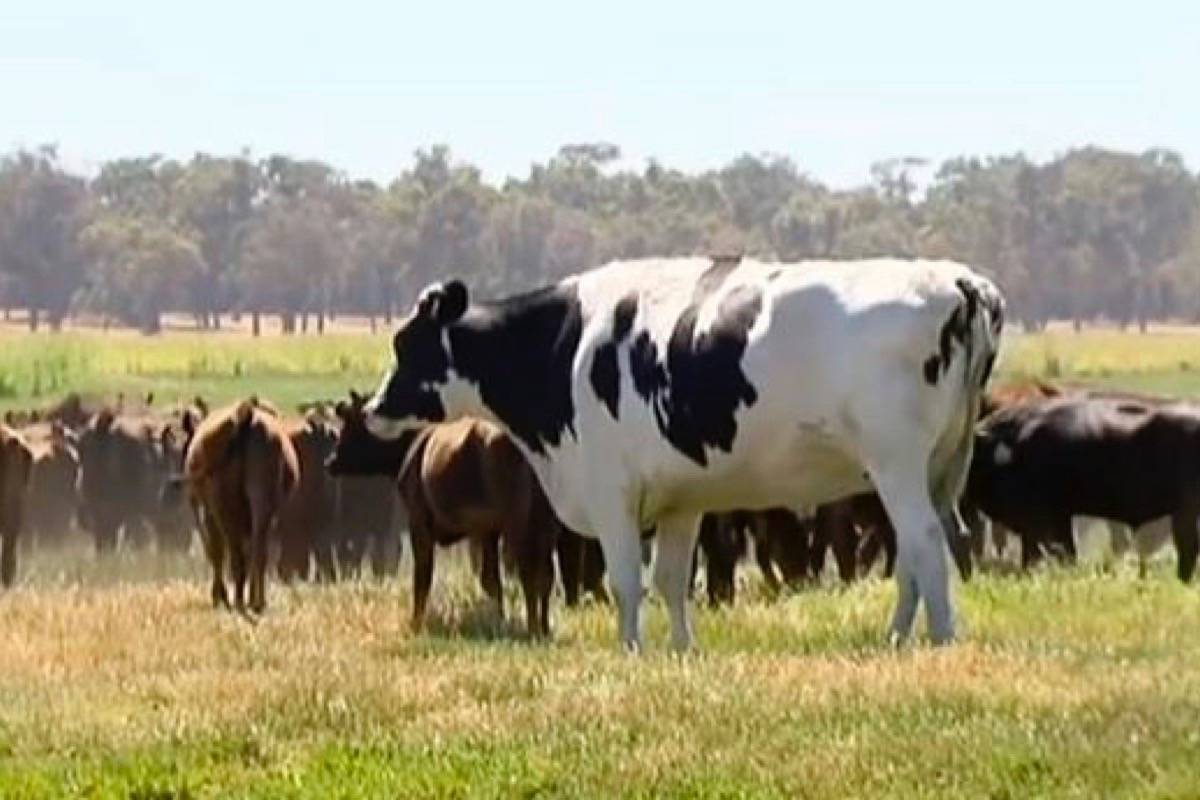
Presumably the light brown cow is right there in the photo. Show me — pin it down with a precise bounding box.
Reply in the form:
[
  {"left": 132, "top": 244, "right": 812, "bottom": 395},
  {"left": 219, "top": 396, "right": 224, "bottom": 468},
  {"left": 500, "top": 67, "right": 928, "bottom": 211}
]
[
  {"left": 328, "top": 396, "right": 557, "bottom": 637},
  {"left": 180, "top": 398, "right": 299, "bottom": 612},
  {"left": 276, "top": 411, "right": 339, "bottom": 582}
]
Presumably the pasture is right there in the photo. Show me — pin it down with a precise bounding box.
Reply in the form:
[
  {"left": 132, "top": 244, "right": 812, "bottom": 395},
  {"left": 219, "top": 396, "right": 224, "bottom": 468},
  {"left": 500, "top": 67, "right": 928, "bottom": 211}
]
[{"left": 1, "top": 324, "right": 1200, "bottom": 797}]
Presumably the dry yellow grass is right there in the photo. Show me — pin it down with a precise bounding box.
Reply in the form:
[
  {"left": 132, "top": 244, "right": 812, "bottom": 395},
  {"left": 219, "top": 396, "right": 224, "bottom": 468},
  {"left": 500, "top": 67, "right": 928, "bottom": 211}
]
[{"left": 1, "top": 546, "right": 1198, "bottom": 797}]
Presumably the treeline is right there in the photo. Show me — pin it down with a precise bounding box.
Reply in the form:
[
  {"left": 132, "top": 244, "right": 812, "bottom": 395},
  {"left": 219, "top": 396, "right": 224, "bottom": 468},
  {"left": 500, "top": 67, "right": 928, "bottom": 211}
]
[{"left": 1, "top": 143, "right": 1198, "bottom": 334}]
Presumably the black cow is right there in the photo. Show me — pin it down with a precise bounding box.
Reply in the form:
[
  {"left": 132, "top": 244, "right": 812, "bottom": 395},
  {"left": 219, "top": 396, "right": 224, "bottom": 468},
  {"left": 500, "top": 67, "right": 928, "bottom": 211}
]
[{"left": 966, "top": 396, "right": 1200, "bottom": 579}]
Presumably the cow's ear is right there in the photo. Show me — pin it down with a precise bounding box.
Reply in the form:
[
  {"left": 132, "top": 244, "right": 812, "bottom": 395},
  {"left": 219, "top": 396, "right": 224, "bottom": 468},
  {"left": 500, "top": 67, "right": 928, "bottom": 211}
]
[
  {"left": 436, "top": 280, "right": 468, "bottom": 325},
  {"left": 182, "top": 409, "right": 198, "bottom": 438},
  {"left": 349, "top": 389, "right": 364, "bottom": 406},
  {"left": 416, "top": 281, "right": 469, "bottom": 327}
]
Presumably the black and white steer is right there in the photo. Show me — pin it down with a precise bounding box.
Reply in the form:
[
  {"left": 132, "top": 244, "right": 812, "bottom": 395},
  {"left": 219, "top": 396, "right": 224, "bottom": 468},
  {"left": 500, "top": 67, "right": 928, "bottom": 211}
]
[{"left": 365, "top": 256, "right": 1004, "bottom": 650}]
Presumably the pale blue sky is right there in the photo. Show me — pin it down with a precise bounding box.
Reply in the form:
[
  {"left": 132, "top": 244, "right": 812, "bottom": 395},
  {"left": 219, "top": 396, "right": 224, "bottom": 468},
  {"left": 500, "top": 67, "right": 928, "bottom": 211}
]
[{"left": 4, "top": 0, "right": 1198, "bottom": 186}]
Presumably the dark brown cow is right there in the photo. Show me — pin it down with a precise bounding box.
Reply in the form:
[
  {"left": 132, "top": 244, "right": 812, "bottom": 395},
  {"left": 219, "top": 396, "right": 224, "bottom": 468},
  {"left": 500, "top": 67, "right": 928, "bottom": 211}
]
[
  {"left": 22, "top": 421, "right": 80, "bottom": 549},
  {"left": 811, "top": 494, "right": 897, "bottom": 581},
  {"left": 327, "top": 393, "right": 557, "bottom": 637},
  {"left": 694, "top": 508, "right": 812, "bottom": 606},
  {"left": 966, "top": 395, "right": 1200, "bottom": 579},
  {"left": 557, "top": 526, "right": 609, "bottom": 607},
  {"left": 180, "top": 397, "right": 300, "bottom": 612},
  {"left": 0, "top": 425, "right": 33, "bottom": 587},
  {"left": 334, "top": 475, "right": 404, "bottom": 579},
  {"left": 75, "top": 409, "right": 161, "bottom": 552}
]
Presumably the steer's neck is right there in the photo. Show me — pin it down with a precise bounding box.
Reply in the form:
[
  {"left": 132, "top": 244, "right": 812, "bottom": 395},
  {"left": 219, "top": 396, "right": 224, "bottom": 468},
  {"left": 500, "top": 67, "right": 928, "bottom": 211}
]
[{"left": 444, "top": 284, "right": 582, "bottom": 456}]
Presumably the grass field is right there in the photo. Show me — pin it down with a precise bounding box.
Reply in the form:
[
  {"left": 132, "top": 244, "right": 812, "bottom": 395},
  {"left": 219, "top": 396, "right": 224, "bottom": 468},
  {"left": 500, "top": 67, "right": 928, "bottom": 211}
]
[
  {"left": 2, "top": 546, "right": 1199, "bottom": 798},
  {"left": 4, "top": 323, "right": 1200, "bottom": 414},
  {"left": 2, "top": 325, "right": 1200, "bottom": 797}
]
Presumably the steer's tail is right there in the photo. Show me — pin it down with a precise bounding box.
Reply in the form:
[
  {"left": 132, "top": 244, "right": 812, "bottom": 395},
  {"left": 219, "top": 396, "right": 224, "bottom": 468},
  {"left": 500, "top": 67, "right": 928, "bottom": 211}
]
[{"left": 930, "top": 277, "right": 1006, "bottom": 512}]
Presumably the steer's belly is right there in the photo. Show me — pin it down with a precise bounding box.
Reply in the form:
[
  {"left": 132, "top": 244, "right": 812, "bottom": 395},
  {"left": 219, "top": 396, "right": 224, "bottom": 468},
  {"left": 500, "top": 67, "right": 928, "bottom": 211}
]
[{"left": 637, "top": 431, "right": 870, "bottom": 524}]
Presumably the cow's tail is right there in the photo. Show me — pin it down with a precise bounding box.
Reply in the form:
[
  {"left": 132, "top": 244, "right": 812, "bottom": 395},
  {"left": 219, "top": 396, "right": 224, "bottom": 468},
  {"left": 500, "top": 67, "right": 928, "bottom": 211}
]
[{"left": 931, "top": 277, "right": 1005, "bottom": 514}]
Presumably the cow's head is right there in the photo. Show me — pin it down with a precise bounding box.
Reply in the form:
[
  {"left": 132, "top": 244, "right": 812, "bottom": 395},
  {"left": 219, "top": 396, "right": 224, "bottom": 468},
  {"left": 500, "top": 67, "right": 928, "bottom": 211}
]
[
  {"left": 364, "top": 280, "right": 469, "bottom": 440},
  {"left": 327, "top": 390, "right": 414, "bottom": 478}
]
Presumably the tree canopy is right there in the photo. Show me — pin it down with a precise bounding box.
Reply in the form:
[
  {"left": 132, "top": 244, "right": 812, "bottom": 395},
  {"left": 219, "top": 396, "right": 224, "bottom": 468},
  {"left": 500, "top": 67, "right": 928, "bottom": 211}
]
[{"left": 0, "top": 143, "right": 1197, "bottom": 333}]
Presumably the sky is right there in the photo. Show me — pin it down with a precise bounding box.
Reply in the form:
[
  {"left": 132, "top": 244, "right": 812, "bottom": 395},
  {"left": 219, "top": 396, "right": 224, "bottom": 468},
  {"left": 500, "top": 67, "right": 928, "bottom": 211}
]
[{"left": 3, "top": 0, "right": 1199, "bottom": 187}]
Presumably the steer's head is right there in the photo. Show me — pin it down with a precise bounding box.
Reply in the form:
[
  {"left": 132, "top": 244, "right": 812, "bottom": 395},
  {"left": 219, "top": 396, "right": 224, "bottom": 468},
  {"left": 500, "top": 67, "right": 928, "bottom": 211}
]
[{"left": 364, "top": 280, "right": 469, "bottom": 440}]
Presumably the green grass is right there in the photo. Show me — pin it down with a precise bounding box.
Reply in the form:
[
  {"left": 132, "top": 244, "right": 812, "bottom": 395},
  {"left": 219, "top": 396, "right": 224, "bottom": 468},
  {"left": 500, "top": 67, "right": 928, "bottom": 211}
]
[
  {"left": 0, "top": 545, "right": 1198, "bottom": 798},
  {"left": 0, "top": 330, "right": 390, "bottom": 412},
  {"left": 4, "top": 325, "right": 1200, "bottom": 415}
]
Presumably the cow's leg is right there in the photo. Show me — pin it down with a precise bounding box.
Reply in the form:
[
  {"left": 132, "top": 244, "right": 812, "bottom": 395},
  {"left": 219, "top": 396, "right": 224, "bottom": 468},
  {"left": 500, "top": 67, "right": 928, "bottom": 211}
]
[
  {"left": 653, "top": 512, "right": 702, "bottom": 652},
  {"left": 517, "top": 509, "right": 556, "bottom": 638},
  {"left": 200, "top": 511, "right": 229, "bottom": 609},
  {"left": 230, "top": 537, "right": 247, "bottom": 611},
  {"left": 594, "top": 516, "right": 646, "bottom": 653},
  {"left": 370, "top": 527, "right": 402, "bottom": 579},
  {"left": 409, "top": 517, "right": 435, "bottom": 631},
  {"left": 1019, "top": 527, "right": 1045, "bottom": 571},
  {"left": 868, "top": 462, "right": 954, "bottom": 645},
  {"left": 0, "top": 527, "right": 17, "bottom": 588},
  {"left": 1047, "top": 515, "right": 1076, "bottom": 565},
  {"left": 809, "top": 507, "right": 833, "bottom": 580},
  {"left": 1171, "top": 508, "right": 1199, "bottom": 583},
  {"left": 830, "top": 515, "right": 859, "bottom": 584},
  {"left": 246, "top": 491, "right": 275, "bottom": 614},
  {"left": 556, "top": 526, "right": 583, "bottom": 607},
  {"left": 940, "top": 507, "right": 975, "bottom": 581},
  {"left": 477, "top": 531, "right": 504, "bottom": 620},
  {"left": 856, "top": 527, "right": 883, "bottom": 577},
  {"left": 313, "top": 522, "right": 338, "bottom": 583},
  {"left": 582, "top": 540, "right": 609, "bottom": 603},
  {"left": 752, "top": 519, "right": 782, "bottom": 595},
  {"left": 1108, "top": 520, "right": 1133, "bottom": 559},
  {"left": 698, "top": 516, "right": 737, "bottom": 607}
]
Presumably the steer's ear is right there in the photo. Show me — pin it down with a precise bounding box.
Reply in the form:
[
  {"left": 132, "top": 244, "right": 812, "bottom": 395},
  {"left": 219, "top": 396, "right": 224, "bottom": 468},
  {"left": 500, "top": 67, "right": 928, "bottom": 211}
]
[
  {"left": 436, "top": 280, "right": 468, "bottom": 325},
  {"left": 416, "top": 280, "right": 469, "bottom": 327}
]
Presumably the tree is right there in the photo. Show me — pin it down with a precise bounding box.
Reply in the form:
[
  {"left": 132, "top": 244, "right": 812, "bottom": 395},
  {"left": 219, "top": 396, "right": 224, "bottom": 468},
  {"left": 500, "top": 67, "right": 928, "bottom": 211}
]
[
  {"left": 0, "top": 147, "right": 91, "bottom": 330},
  {"left": 79, "top": 214, "right": 204, "bottom": 332}
]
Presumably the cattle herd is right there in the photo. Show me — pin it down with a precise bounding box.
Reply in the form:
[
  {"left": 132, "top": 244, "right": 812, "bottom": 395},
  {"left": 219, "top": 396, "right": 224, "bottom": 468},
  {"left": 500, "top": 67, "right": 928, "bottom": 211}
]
[{"left": 0, "top": 255, "right": 1194, "bottom": 653}]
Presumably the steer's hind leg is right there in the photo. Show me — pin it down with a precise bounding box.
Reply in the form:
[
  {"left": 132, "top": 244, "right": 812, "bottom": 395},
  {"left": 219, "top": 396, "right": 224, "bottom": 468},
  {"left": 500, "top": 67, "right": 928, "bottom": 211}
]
[
  {"left": 654, "top": 512, "right": 702, "bottom": 652},
  {"left": 868, "top": 460, "right": 954, "bottom": 645}
]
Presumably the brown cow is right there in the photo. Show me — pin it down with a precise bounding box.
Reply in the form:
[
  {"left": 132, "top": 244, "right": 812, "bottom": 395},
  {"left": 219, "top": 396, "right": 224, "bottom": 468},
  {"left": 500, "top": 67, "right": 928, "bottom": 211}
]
[
  {"left": 75, "top": 409, "right": 161, "bottom": 552},
  {"left": 334, "top": 475, "right": 404, "bottom": 580},
  {"left": 693, "top": 508, "right": 813, "bottom": 606},
  {"left": 180, "top": 397, "right": 299, "bottom": 612},
  {"left": 557, "top": 526, "right": 609, "bottom": 607},
  {"left": 327, "top": 393, "right": 557, "bottom": 637},
  {"left": 21, "top": 421, "right": 80, "bottom": 549},
  {"left": 0, "top": 425, "right": 34, "bottom": 586},
  {"left": 277, "top": 411, "right": 339, "bottom": 582}
]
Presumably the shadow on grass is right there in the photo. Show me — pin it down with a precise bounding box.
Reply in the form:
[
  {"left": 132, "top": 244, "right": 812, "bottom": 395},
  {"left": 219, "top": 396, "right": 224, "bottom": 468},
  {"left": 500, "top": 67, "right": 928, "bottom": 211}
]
[{"left": 421, "top": 601, "right": 537, "bottom": 643}]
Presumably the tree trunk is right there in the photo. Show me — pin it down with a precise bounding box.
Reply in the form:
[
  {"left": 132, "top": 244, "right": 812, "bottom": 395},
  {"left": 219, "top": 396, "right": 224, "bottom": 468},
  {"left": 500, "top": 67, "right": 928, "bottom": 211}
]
[
  {"left": 251, "top": 311, "right": 261, "bottom": 337},
  {"left": 317, "top": 308, "right": 326, "bottom": 335},
  {"left": 28, "top": 306, "right": 39, "bottom": 332},
  {"left": 368, "top": 313, "right": 376, "bottom": 333},
  {"left": 300, "top": 312, "right": 309, "bottom": 334}
]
